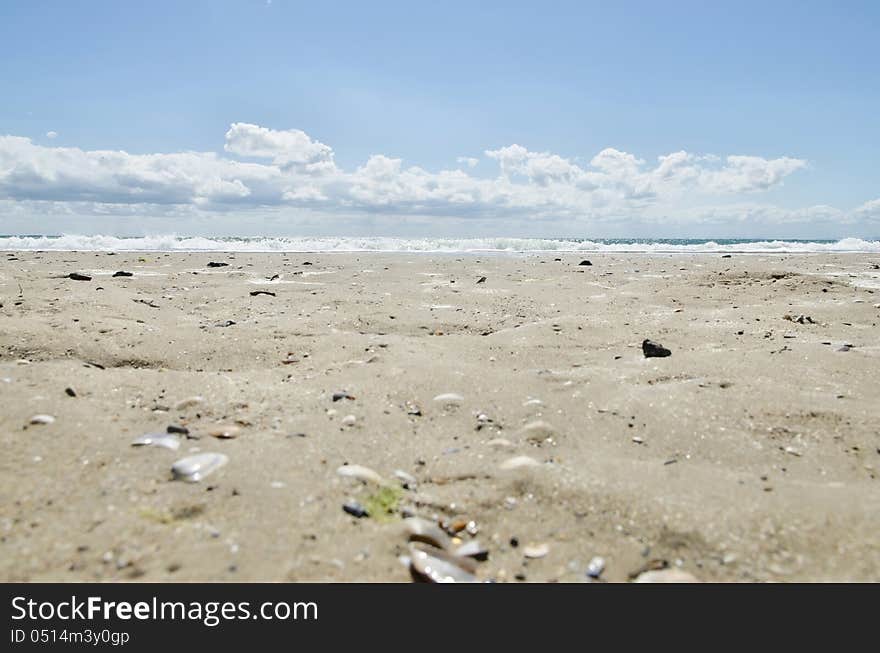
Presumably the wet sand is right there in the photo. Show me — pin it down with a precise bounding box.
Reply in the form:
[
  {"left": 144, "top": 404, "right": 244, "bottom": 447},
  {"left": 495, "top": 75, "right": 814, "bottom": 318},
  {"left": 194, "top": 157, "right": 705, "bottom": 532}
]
[{"left": 1, "top": 250, "right": 879, "bottom": 582}]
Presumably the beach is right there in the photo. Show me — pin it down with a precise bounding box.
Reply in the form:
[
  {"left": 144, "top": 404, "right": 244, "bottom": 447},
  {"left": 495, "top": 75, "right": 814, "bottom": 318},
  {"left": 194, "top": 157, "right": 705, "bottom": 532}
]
[{"left": 1, "top": 250, "right": 878, "bottom": 582}]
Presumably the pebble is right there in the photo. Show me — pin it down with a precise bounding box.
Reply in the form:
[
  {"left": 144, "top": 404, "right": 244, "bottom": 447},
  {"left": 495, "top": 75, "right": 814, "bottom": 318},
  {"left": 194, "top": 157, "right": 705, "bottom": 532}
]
[
  {"left": 433, "top": 393, "right": 464, "bottom": 405},
  {"left": 409, "top": 543, "right": 477, "bottom": 583},
  {"left": 68, "top": 273, "right": 92, "bottom": 281},
  {"left": 578, "top": 260, "right": 592, "bottom": 266},
  {"left": 171, "top": 453, "right": 228, "bottom": 482},
  {"left": 633, "top": 568, "right": 700, "bottom": 583},
  {"left": 523, "top": 543, "right": 550, "bottom": 559},
  {"left": 336, "top": 464, "right": 385, "bottom": 485},
  {"left": 208, "top": 425, "right": 241, "bottom": 439},
  {"left": 166, "top": 424, "right": 190, "bottom": 435},
  {"left": 341, "top": 415, "right": 357, "bottom": 427},
  {"left": 642, "top": 339, "right": 672, "bottom": 358},
  {"left": 64, "top": 387, "right": 77, "bottom": 397},
  {"left": 342, "top": 501, "right": 368, "bottom": 518},
  {"left": 29, "top": 414, "right": 55, "bottom": 425},
  {"left": 207, "top": 261, "right": 229, "bottom": 268},
  {"left": 131, "top": 432, "right": 181, "bottom": 451},
  {"left": 393, "top": 470, "right": 417, "bottom": 487},
  {"left": 112, "top": 270, "right": 133, "bottom": 277},
  {"left": 586, "top": 556, "right": 606, "bottom": 578},
  {"left": 332, "top": 391, "right": 355, "bottom": 402},
  {"left": 486, "top": 437, "right": 514, "bottom": 449},
  {"left": 499, "top": 455, "right": 540, "bottom": 471}
]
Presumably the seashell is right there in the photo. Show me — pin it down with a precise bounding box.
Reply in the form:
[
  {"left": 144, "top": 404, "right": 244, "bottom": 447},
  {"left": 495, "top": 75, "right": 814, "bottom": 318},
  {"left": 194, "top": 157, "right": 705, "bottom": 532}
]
[
  {"left": 499, "top": 455, "right": 540, "bottom": 471},
  {"left": 341, "top": 414, "right": 357, "bottom": 426},
  {"left": 174, "top": 396, "right": 204, "bottom": 410},
  {"left": 522, "top": 398, "right": 543, "bottom": 406},
  {"left": 523, "top": 543, "right": 550, "bottom": 559},
  {"left": 455, "top": 540, "right": 489, "bottom": 561},
  {"left": 171, "top": 453, "right": 228, "bottom": 482},
  {"left": 486, "top": 437, "right": 514, "bottom": 449},
  {"left": 403, "top": 517, "right": 453, "bottom": 550},
  {"left": 29, "top": 414, "right": 55, "bottom": 425},
  {"left": 520, "top": 420, "right": 557, "bottom": 443},
  {"left": 433, "top": 393, "right": 464, "bottom": 405},
  {"left": 131, "top": 432, "right": 181, "bottom": 451},
  {"left": 336, "top": 464, "right": 385, "bottom": 486},
  {"left": 633, "top": 568, "right": 700, "bottom": 583},
  {"left": 394, "top": 470, "right": 417, "bottom": 487},
  {"left": 409, "top": 543, "right": 477, "bottom": 583},
  {"left": 208, "top": 424, "right": 241, "bottom": 439}
]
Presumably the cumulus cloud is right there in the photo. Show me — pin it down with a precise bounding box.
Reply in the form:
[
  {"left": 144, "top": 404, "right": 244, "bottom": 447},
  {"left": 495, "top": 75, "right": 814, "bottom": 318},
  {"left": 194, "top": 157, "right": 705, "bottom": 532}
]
[
  {"left": 45, "top": 131, "right": 57, "bottom": 139},
  {"left": 1, "top": 123, "right": 862, "bottom": 232}
]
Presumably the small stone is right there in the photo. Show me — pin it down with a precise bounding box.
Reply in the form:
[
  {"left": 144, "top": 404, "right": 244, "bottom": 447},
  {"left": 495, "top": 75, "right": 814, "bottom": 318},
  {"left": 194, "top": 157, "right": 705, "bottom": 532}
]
[
  {"left": 29, "top": 414, "right": 55, "bottom": 425},
  {"left": 476, "top": 276, "right": 487, "bottom": 284},
  {"left": 586, "top": 556, "right": 606, "bottom": 578},
  {"left": 166, "top": 424, "right": 190, "bottom": 436},
  {"left": 486, "top": 437, "right": 514, "bottom": 449},
  {"left": 343, "top": 501, "right": 368, "bottom": 518},
  {"left": 207, "top": 261, "right": 229, "bottom": 268},
  {"left": 112, "top": 270, "right": 133, "bottom": 277},
  {"left": 634, "top": 568, "right": 700, "bottom": 583},
  {"left": 393, "top": 470, "right": 417, "bottom": 488},
  {"left": 171, "top": 453, "right": 228, "bottom": 483},
  {"left": 341, "top": 415, "right": 357, "bottom": 427},
  {"left": 519, "top": 420, "right": 557, "bottom": 444},
  {"left": 578, "top": 260, "right": 592, "bottom": 266},
  {"left": 68, "top": 273, "right": 92, "bottom": 281},
  {"left": 64, "top": 387, "right": 77, "bottom": 397},
  {"left": 332, "top": 391, "right": 355, "bottom": 402},
  {"left": 642, "top": 339, "right": 672, "bottom": 358}
]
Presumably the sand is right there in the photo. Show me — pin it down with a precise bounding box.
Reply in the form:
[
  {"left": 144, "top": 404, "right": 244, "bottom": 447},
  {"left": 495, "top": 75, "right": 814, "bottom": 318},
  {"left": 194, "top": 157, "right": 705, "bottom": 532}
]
[{"left": 1, "top": 250, "right": 879, "bottom": 582}]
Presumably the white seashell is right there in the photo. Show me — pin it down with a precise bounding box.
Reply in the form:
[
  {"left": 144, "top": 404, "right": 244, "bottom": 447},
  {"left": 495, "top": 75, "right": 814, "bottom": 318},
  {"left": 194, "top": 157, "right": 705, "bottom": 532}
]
[
  {"left": 455, "top": 540, "right": 489, "bottom": 560},
  {"left": 499, "top": 455, "right": 540, "bottom": 471},
  {"left": 341, "top": 414, "right": 357, "bottom": 426},
  {"left": 174, "top": 396, "right": 204, "bottom": 410},
  {"left": 208, "top": 424, "right": 241, "bottom": 439},
  {"left": 394, "top": 470, "right": 417, "bottom": 487},
  {"left": 131, "top": 432, "right": 181, "bottom": 451},
  {"left": 403, "top": 517, "right": 452, "bottom": 550},
  {"left": 433, "top": 393, "right": 464, "bottom": 404},
  {"left": 522, "top": 398, "right": 543, "bottom": 406},
  {"left": 171, "top": 453, "right": 228, "bottom": 482},
  {"left": 486, "top": 438, "right": 514, "bottom": 449},
  {"left": 336, "top": 464, "right": 385, "bottom": 485},
  {"left": 523, "top": 543, "right": 550, "bottom": 559},
  {"left": 634, "top": 568, "right": 700, "bottom": 583},
  {"left": 29, "top": 414, "right": 55, "bottom": 425},
  {"left": 409, "top": 543, "right": 477, "bottom": 583},
  {"left": 519, "top": 420, "right": 557, "bottom": 443},
  {"left": 586, "top": 556, "right": 606, "bottom": 578}
]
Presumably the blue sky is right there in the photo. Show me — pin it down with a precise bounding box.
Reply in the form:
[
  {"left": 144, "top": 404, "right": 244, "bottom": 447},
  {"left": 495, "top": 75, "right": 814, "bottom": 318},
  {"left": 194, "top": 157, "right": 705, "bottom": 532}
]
[{"left": 1, "top": 0, "right": 878, "bottom": 238}]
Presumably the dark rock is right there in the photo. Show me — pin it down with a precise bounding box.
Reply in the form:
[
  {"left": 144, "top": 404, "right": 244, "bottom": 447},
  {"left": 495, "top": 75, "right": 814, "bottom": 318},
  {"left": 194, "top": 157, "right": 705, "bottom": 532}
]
[
  {"left": 112, "top": 271, "right": 134, "bottom": 277},
  {"left": 166, "top": 424, "right": 190, "bottom": 435},
  {"left": 476, "top": 276, "right": 487, "bottom": 284},
  {"left": 342, "top": 501, "right": 368, "bottom": 518},
  {"left": 68, "top": 273, "right": 92, "bottom": 281},
  {"left": 578, "top": 260, "right": 592, "bottom": 266},
  {"left": 332, "top": 391, "right": 355, "bottom": 402},
  {"left": 214, "top": 320, "right": 236, "bottom": 327},
  {"left": 207, "top": 262, "right": 229, "bottom": 268},
  {"left": 249, "top": 290, "right": 276, "bottom": 297},
  {"left": 64, "top": 387, "right": 77, "bottom": 397},
  {"left": 642, "top": 339, "right": 672, "bottom": 358},
  {"left": 721, "top": 254, "right": 732, "bottom": 258}
]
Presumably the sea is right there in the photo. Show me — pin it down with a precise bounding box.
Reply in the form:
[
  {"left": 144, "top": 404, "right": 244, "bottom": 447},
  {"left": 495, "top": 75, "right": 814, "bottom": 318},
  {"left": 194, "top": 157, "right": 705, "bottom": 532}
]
[{"left": 1, "top": 235, "right": 879, "bottom": 254}]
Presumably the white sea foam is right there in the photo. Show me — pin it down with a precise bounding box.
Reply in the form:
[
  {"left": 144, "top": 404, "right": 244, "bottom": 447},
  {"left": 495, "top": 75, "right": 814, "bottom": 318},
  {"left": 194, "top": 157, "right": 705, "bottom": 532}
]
[{"left": 1, "top": 234, "right": 879, "bottom": 253}]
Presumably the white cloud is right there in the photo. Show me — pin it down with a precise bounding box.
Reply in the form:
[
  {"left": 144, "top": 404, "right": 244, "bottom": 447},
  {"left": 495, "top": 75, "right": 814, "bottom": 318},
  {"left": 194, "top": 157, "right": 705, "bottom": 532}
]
[
  {"left": 45, "top": 131, "right": 57, "bottom": 139},
  {"left": 2, "top": 123, "right": 869, "bottom": 235}
]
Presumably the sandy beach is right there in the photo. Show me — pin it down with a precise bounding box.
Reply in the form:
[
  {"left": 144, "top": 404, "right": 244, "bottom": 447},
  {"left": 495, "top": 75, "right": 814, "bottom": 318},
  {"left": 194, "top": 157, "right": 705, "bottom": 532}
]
[{"left": 1, "top": 250, "right": 878, "bottom": 582}]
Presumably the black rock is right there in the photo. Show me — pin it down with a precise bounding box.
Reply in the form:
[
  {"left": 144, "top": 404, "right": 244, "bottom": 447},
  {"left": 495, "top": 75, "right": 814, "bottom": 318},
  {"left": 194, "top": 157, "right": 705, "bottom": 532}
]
[
  {"left": 207, "top": 261, "right": 229, "bottom": 268},
  {"left": 249, "top": 290, "right": 276, "bottom": 297},
  {"left": 342, "top": 501, "right": 368, "bottom": 518},
  {"left": 112, "top": 270, "right": 134, "bottom": 277},
  {"left": 721, "top": 254, "right": 732, "bottom": 258},
  {"left": 167, "top": 424, "right": 190, "bottom": 435},
  {"left": 68, "top": 273, "right": 92, "bottom": 281},
  {"left": 642, "top": 339, "right": 672, "bottom": 358},
  {"left": 476, "top": 276, "right": 487, "bottom": 284},
  {"left": 578, "top": 260, "right": 592, "bottom": 266},
  {"left": 332, "top": 391, "right": 355, "bottom": 402},
  {"left": 215, "top": 320, "right": 236, "bottom": 327},
  {"left": 64, "top": 387, "right": 77, "bottom": 397}
]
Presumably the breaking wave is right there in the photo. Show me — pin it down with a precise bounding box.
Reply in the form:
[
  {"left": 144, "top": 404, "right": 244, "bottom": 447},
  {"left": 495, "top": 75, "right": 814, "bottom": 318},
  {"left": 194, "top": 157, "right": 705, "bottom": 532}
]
[{"left": 1, "top": 234, "right": 879, "bottom": 253}]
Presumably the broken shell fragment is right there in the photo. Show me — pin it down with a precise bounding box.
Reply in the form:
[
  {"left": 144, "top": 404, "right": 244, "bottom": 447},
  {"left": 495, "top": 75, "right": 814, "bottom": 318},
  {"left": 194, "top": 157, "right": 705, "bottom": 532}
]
[
  {"left": 336, "top": 464, "right": 385, "bottom": 486},
  {"left": 131, "top": 433, "right": 181, "bottom": 451},
  {"left": 29, "top": 414, "right": 55, "bottom": 425},
  {"left": 403, "top": 517, "right": 453, "bottom": 550},
  {"left": 409, "top": 543, "right": 477, "bottom": 583},
  {"left": 171, "top": 453, "right": 228, "bottom": 483},
  {"left": 633, "top": 568, "right": 700, "bottom": 583},
  {"left": 523, "top": 543, "right": 550, "bottom": 559},
  {"left": 455, "top": 540, "right": 489, "bottom": 561},
  {"left": 174, "top": 396, "right": 204, "bottom": 410},
  {"left": 208, "top": 424, "right": 241, "bottom": 439},
  {"left": 499, "top": 455, "right": 540, "bottom": 471},
  {"left": 432, "top": 393, "right": 464, "bottom": 405}
]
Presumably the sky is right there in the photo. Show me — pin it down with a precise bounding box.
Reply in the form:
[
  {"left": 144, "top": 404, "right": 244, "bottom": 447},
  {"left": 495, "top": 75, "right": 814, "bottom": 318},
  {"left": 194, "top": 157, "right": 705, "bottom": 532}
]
[{"left": 1, "top": 0, "right": 878, "bottom": 239}]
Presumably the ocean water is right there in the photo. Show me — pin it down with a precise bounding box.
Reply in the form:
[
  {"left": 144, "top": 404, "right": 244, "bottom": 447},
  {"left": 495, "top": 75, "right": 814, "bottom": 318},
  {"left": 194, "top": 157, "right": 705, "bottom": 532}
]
[{"left": 1, "top": 234, "right": 879, "bottom": 253}]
